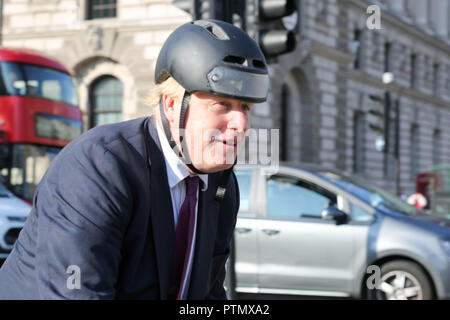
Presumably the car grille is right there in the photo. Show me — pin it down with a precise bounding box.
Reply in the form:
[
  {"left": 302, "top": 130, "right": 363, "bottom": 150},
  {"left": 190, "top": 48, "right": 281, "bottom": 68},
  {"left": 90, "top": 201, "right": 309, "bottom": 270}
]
[
  {"left": 0, "top": 246, "right": 11, "bottom": 254},
  {"left": 7, "top": 216, "right": 27, "bottom": 222},
  {"left": 4, "top": 228, "right": 22, "bottom": 246}
]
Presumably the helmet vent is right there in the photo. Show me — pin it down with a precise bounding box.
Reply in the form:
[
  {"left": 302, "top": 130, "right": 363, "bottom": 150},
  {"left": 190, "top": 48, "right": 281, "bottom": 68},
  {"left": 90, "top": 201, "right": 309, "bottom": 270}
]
[
  {"left": 223, "top": 55, "right": 248, "bottom": 66},
  {"left": 253, "top": 59, "right": 266, "bottom": 69},
  {"left": 194, "top": 20, "right": 230, "bottom": 40}
]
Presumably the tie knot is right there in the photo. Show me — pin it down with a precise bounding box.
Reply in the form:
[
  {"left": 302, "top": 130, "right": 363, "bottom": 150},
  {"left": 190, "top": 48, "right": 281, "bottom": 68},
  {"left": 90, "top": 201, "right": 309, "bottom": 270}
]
[{"left": 185, "top": 176, "right": 199, "bottom": 197}]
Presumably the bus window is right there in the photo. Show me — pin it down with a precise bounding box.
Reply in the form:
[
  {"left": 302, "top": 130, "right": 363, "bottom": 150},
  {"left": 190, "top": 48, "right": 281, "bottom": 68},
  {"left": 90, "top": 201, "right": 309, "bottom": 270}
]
[
  {"left": 0, "top": 144, "right": 10, "bottom": 168},
  {"left": 0, "top": 62, "right": 78, "bottom": 106},
  {"left": 25, "top": 155, "right": 51, "bottom": 185},
  {"left": 0, "top": 143, "right": 60, "bottom": 202},
  {"left": 42, "top": 80, "right": 61, "bottom": 101},
  {"left": 11, "top": 167, "right": 23, "bottom": 186},
  {"left": 0, "top": 62, "right": 26, "bottom": 96},
  {"left": 23, "top": 64, "right": 78, "bottom": 106}
]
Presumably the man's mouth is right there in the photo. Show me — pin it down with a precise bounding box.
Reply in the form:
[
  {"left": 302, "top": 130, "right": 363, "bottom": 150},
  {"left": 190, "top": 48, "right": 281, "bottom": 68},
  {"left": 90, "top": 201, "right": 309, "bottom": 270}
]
[{"left": 211, "top": 136, "right": 239, "bottom": 146}]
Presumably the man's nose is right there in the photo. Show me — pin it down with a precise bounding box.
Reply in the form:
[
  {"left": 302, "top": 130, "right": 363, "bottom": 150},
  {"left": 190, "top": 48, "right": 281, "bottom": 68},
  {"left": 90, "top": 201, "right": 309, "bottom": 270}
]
[{"left": 227, "top": 109, "right": 249, "bottom": 132}]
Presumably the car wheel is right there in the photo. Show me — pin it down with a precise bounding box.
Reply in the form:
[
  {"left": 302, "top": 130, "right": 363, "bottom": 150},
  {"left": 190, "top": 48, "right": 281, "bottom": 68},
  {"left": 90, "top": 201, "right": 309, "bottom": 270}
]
[{"left": 367, "top": 260, "right": 434, "bottom": 300}]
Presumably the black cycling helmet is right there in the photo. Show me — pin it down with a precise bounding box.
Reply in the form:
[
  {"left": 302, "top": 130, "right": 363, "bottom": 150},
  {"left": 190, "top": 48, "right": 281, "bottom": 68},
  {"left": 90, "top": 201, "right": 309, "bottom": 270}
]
[
  {"left": 155, "top": 20, "right": 270, "bottom": 201},
  {"left": 155, "top": 19, "right": 270, "bottom": 103}
]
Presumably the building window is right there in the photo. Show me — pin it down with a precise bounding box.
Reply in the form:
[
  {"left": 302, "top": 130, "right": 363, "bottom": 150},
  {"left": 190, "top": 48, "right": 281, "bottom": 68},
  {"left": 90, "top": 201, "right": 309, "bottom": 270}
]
[
  {"left": 433, "top": 63, "right": 439, "bottom": 96},
  {"left": 352, "top": 29, "right": 362, "bottom": 69},
  {"left": 410, "top": 53, "right": 416, "bottom": 89},
  {"left": 405, "top": 0, "right": 415, "bottom": 18},
  {"left": 86, "top": 0, "right": 117, "bottom": 20},
  {"left": 433, "top": 129, "right": 441, "bottom": 165},
  {"left": 410, "top": 124, "right": 419, "bottom": 179},
  {"left": 353, "top": 112, "right": 365, "bottom": 173},
  {"left": 89, "top": 75, "right": 123, "bottom": 128}
]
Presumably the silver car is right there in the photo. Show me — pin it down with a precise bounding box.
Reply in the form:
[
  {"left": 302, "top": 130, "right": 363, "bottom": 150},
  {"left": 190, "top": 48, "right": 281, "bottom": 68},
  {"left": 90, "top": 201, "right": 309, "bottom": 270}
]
[
  {"left": 0, "top": 182, "right": 30, "bottom": 261},
  {"left": 228, "top": 164, "right": 450, "bottom": 300}
]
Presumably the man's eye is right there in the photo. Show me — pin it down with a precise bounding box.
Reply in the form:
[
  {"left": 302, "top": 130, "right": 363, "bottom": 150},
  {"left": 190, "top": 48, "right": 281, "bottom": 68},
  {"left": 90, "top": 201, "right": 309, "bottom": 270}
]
[{"left": 213, "top": 102, "right": 230, "bottom": 111}]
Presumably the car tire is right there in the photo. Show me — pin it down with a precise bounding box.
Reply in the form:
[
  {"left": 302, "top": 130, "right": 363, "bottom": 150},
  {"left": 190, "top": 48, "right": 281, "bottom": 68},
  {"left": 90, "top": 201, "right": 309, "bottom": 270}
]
[{"left": 367, "top": 260, "right": 434, "bottom": 300}]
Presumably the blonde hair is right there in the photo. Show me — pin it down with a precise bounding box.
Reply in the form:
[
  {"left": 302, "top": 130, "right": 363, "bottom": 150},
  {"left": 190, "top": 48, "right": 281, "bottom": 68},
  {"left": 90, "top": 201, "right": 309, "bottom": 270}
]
[{"left": 146, "top": 77, "right": 185, "bottom": 113}]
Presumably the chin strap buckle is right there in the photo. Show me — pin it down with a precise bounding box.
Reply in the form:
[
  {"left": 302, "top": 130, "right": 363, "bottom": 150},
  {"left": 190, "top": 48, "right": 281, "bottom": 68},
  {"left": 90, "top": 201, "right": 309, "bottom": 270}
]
[{"left": 215, "top": 186, "right": 227, "bottom": 202}]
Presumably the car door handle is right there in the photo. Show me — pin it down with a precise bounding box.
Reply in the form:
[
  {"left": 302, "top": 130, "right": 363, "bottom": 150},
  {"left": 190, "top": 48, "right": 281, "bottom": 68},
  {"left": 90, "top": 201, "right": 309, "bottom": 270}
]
[
  {"left": 262, "top": 229, "right": 280, "bottom": 236},
  {"left": 235, "top": 227, "right": 252, "bottom": 234}
]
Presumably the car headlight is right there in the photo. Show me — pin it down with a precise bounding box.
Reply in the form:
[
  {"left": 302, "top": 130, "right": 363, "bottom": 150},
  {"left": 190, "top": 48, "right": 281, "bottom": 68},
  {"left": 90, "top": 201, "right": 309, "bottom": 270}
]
[
  {"left": 0, "top": 215, "right": 8, "bottom": 227},
  {"left": 441, "top": 239, "right": 450, "bottom": 256}
]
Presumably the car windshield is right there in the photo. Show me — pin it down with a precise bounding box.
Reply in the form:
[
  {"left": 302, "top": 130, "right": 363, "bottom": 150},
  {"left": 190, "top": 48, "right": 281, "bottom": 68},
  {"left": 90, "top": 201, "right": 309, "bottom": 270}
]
[{"left": 317, "top": 170, "right": 420, "bottom": 215}]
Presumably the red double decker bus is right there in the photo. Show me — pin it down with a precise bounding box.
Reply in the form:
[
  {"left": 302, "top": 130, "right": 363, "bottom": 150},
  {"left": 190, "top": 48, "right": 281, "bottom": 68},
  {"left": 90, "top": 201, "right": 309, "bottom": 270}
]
[{"left": 0, "top": 48, "right": 82, "bottom": 203}]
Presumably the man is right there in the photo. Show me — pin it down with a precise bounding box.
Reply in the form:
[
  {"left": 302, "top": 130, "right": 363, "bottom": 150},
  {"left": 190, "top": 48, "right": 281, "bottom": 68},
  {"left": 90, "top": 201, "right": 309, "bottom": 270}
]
[{"left": 0, "top": 19, "right": 269, "bottom": 299}]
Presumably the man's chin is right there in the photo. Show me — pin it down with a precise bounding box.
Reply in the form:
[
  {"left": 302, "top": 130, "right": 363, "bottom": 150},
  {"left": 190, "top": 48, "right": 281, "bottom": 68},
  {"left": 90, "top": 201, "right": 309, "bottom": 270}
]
[{"left": 192, "top": 161, "right": 235, "bottom": 174}]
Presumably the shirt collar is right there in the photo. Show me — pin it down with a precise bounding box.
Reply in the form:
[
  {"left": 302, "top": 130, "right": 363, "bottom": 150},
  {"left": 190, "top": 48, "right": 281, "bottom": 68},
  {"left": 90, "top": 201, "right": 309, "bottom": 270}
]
[{"left": 156, "top": 122, "right": 208, "bottom": 191}]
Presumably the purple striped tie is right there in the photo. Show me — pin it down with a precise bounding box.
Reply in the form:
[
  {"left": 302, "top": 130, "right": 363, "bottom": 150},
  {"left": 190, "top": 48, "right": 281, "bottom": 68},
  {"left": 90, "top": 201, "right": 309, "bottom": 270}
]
[{"left": 168, "top": 176, "right": 199, "bottom": 300}]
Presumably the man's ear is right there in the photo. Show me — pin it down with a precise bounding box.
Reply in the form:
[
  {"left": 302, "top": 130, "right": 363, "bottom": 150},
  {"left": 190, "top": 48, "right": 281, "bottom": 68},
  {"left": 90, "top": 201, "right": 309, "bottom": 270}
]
[{"left": 162, "top": 94, "right": 177, "bottom": 123}]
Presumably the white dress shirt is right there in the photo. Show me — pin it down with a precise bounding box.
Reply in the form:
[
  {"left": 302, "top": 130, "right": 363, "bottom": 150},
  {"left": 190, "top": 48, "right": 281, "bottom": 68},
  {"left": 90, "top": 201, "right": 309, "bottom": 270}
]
[{"left": 156, "top": 123, "right": 208, "bottom": 299}]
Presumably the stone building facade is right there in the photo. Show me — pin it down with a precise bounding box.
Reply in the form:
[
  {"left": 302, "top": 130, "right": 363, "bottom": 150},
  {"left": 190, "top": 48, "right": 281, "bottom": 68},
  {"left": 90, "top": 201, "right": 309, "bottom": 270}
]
[
  {"left": 255, "top": 0, "right": 450, "bottom": 195},
  {"left": 1, "top": 0, "right": 450, "bottom": 194}
]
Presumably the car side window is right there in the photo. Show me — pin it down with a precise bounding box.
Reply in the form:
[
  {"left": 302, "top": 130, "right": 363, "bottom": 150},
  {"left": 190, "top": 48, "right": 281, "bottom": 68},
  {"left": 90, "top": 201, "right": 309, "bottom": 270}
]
[
  {"left": 234, "top": 169, "right": 252, "bottom": 215},
  {"left": 266, "top": 175, "right": 337, "bottom": 219},
  {"left": 350, "top": 203, "right": 374, "bottom": 222}
]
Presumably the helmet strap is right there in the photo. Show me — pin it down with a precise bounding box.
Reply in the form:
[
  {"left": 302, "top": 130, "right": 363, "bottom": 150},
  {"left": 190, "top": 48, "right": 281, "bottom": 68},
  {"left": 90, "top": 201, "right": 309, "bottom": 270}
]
[
  {"left": 159, "top": 92, "right": 237, "bottom": 202},
  {"left": 159, "top": 92, "right": 205, "bottom": 175}
]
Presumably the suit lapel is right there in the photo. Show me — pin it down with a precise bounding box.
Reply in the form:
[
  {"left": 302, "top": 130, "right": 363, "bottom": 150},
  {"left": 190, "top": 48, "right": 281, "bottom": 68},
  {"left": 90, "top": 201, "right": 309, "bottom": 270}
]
[
  {"left": 145, "top": 117, "right": 222, "bottom": 300},
  {"left": 145, "top": 117, "right": 175, "bottom": 299},
  {"left": 188, "top": 174, "right": 221, "bottom": 299}
]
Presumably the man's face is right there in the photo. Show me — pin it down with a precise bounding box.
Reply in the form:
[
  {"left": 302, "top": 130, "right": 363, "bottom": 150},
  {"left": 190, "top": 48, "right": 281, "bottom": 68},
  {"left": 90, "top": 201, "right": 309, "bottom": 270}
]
[{"left": 162, "top": 92, "right": 252, "bottom": 173}]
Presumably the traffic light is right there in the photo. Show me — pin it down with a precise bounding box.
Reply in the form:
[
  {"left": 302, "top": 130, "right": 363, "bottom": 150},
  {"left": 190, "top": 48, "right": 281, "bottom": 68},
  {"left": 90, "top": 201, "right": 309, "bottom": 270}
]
[
  {"left": 172, "top": 0, "right": 298, "bottom": 58},
  {"left": 172, "top": 0, "right": 243, "bottom": 23},
  {"left": 368, "top": 92, "right": 391, "bottom": 154},
  {"left": 246, "top": 0, "right": 298, "bottom": 59}
]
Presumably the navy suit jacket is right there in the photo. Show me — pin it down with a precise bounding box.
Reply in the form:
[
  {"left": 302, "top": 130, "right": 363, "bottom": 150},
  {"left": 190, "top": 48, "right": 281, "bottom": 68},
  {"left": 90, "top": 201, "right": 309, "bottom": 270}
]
[{"left": 0, "top": 116, "right": 239, "bottom": 299}]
